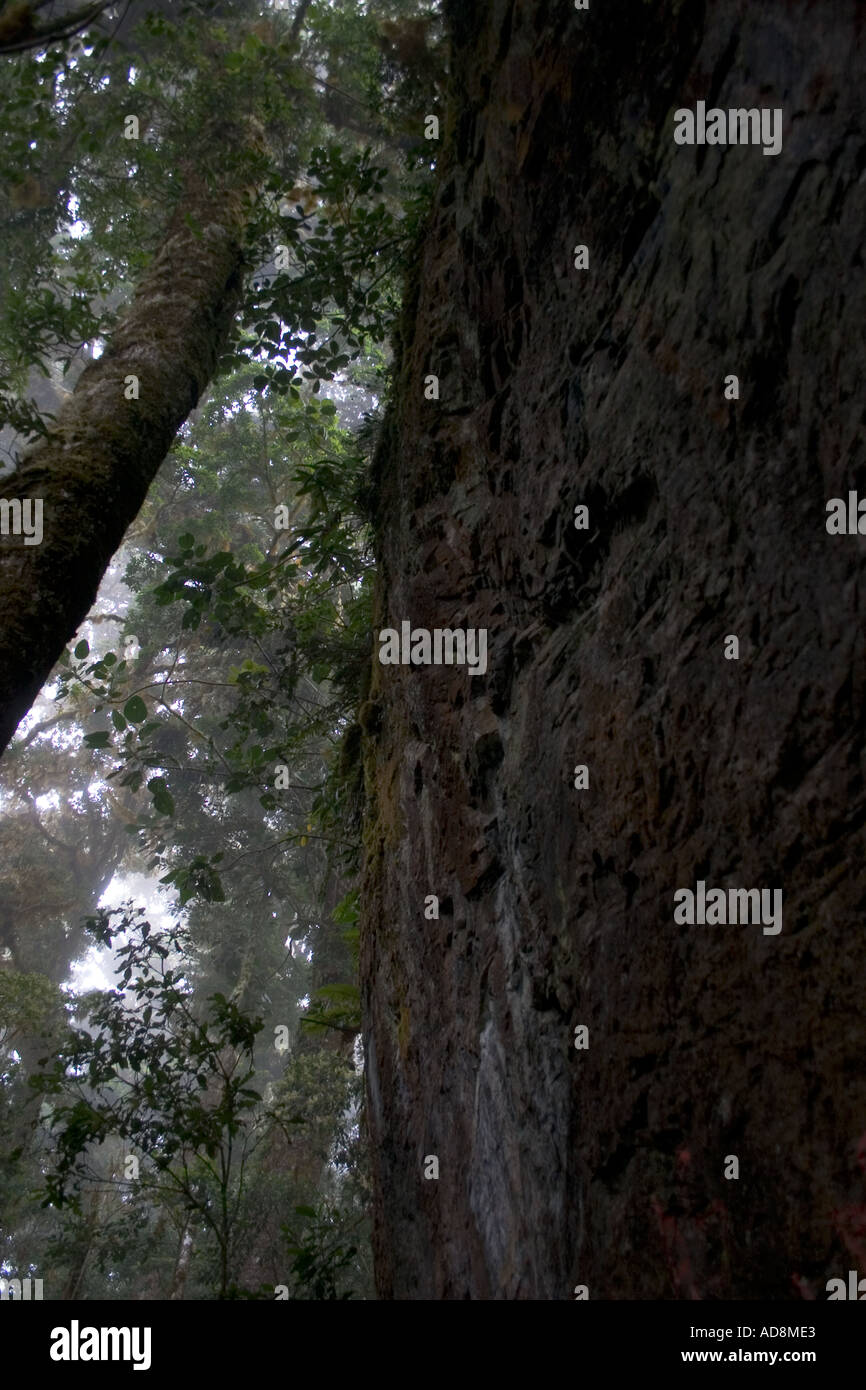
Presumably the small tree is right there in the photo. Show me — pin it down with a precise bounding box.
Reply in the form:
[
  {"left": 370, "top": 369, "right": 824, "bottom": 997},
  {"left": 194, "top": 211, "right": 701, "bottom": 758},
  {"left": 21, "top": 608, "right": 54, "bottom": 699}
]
[{"left": 31, "top": 905, "right": 266, "bottom": 1299}]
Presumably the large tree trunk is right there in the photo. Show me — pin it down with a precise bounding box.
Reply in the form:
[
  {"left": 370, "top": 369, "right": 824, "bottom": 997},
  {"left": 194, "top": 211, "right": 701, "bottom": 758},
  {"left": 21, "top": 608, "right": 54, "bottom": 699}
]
[
  {"left": 361, "top": 0, "right": 866, "bottom": 1298},
  {"left": 0, "top": 131, "right": 258, "bottom": 753}
]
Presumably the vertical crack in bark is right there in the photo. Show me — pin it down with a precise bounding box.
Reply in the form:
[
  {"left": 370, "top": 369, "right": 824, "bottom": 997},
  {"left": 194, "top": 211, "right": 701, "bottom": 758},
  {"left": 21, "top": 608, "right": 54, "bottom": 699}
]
[{"left": 362, "top": 0, "right": 866, "bottom": 1299}]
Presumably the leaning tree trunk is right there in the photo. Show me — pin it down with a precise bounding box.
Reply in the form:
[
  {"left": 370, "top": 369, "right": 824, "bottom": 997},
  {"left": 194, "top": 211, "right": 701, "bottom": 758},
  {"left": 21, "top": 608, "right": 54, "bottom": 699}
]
[
  {"left": 361, "top": 0, "right": 866, "bottom": 1298},
  {"left": 0, "top": 123, "right": 261, "bottom": 754}
]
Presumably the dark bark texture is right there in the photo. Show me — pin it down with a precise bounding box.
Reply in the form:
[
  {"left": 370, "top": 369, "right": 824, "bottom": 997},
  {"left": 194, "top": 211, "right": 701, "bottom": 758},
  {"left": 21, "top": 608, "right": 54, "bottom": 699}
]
[
  {"left": 361, "top": 0, "right": 866, "bottom": 1298},
  {"left": 0, "top": 143, "right": 257, "bottom": 753}
]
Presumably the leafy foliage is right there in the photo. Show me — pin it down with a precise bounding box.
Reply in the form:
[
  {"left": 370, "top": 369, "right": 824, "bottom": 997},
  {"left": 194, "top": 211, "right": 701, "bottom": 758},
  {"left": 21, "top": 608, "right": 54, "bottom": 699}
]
[
  {"left": 280, "top": 1201, "right": 361, "bottom": 1300},
  {"left": 0, "top": 0, "right": 443, "bottom": 1301},
  {"left": 31, "top": 906, "right": 267, "bottom": 1295},
  {"left": 0, "top": 969, "right": 62, "bottom": 1053}
]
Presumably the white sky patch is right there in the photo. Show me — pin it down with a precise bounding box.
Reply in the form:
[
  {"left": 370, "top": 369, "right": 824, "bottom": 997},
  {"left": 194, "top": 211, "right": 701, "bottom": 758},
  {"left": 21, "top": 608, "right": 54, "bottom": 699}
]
[
  {"left": 65, "top": 193, "right": 89, "bottom": 240},
  {"left": 69, "top": 952, "right": 112, "bottom": 992},
  {"left": 65, "top": 872, "right": 181, "bottom": 996},
  {"left": 99, "top": 871, "right": 175, "bottom": 929}
]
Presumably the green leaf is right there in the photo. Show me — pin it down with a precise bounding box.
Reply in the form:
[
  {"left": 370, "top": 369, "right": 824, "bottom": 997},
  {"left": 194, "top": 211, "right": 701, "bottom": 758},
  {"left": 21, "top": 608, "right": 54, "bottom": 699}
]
[
  {"left": 332, "top": 890, "right": 360, "bottom": 926},
  {"left": 124, "top": 695, "right": 148, "bottom": 723},
  {"left": 74, "top": 639, "right": 90, "bottom": 659},
  {"left": 83, "top": 731, "right": 111, "bottom": 749},
  {"left": 147, "top": 778, "right": 175, "bottom": 817}
]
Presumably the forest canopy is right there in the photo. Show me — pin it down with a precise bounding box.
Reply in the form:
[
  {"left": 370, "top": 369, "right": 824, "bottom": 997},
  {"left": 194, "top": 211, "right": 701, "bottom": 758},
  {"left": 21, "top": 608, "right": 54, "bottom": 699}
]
[{"left": 0, "top": 0, "right": 442, "bottom": 1299}]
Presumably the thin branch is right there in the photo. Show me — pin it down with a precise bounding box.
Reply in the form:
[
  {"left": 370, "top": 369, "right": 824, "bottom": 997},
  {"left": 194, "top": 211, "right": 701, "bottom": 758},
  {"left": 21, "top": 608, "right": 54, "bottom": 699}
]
[
  {"left": 0, "top": 1, "right": 116, "bottom": 55},
  {"left": 14, "top": 709, "right": 76, "bottom": 749}
]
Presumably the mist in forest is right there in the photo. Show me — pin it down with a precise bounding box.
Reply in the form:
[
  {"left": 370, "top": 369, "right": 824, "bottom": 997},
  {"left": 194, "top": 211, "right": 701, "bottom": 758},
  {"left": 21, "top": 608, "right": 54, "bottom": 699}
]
[{"left": 0, "top": 0, "right": 435, "bottom": 1301}]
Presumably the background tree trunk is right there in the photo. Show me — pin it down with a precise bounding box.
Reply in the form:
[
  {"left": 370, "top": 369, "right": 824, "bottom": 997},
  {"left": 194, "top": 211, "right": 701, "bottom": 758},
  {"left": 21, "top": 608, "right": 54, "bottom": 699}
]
[
  {"left": 169, "top": 1221, "right": 194, "bottom": 1301},
  {"left": 361, "top": 0, "right": 866, "bottom": 1298}
]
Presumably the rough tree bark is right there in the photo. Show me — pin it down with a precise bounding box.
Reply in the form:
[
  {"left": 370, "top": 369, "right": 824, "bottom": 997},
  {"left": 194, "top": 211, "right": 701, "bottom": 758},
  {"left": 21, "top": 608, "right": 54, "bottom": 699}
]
[
  {"left": 0, "top": 129, "right": 260, "bottom": 754},
  {"left": 361, "top": 0, "right": 866, "bottom": 1298}
]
